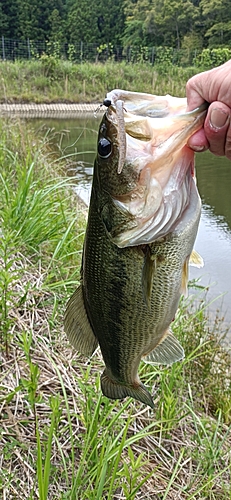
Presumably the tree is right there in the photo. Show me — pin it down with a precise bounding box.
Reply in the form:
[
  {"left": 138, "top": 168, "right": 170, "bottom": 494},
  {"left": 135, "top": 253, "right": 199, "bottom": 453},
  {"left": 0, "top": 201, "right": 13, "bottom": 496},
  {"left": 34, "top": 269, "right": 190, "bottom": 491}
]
[
  {"left": 155, "top": 0, "right": 199, "bottom": 49},
  {"left": 122, "top": 0, "right": 154, "bottom": 46},
  {"left": 123, "top": 0, "right": 200, "bottom": 48},
  {"left": 66, "top": 0, "right": 125, "bottom": 45},
  {"left": 0, "top": 0, "right": 21, "bottom": 38},
  {"left": 0, "top": 4, "right": 8, "bottom": 35},
  {"left": 66, "top": 0, "right": 98, "bottom": 44},
  {"left": 49, "top": 8, "right": 65, "bottom": 44},
  {"left": 200, "top": 0, "right": 231, "bottom": 46},
  {"left": 15, "top": 0, "right": 66, "bottom": 41}
]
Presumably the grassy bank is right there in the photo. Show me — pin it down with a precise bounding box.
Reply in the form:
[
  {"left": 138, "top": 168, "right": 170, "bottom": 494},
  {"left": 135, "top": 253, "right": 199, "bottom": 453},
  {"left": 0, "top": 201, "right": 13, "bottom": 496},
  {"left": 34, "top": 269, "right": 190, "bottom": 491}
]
[
  {"left": 0, "top": 59, "right": 201, "bottom": 104},
  {"left": 0, "top": 119, "right": 231, "bottom": 499}
]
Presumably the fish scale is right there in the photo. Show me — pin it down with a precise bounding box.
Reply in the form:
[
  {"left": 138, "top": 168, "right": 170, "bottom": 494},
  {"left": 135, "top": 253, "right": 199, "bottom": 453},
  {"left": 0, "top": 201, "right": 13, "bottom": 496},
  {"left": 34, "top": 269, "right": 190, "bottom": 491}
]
[{"left": 64, "top": 90, "right": 207, "bottom": 408}]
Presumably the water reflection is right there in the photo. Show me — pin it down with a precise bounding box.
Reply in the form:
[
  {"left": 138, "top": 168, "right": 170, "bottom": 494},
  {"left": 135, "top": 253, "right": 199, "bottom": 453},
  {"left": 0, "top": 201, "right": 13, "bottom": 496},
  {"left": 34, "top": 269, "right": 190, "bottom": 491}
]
[
  {"left": 196, "top": 150, "right": 231, "bottom": 227},
  {"left": 36, "top": 116, "right": 101, "bottom": 166},
  {"left": 190, "top": 206, "right": 231, "bottom": 324},
  {"left": 34, "top": 117, "right": 231, "bottom": 335},
  {"left": 192, "top": 152, "right": 231, "bottom": 331}
]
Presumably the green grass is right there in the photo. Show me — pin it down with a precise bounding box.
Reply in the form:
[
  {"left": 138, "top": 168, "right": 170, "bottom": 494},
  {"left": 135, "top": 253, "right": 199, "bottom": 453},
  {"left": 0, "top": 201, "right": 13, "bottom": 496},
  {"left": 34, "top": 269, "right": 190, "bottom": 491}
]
[
  {"left": 0, "top": 59, "right": 200, "bottom": 104},
  {"left": 0, "top": 119, "right": 231, "bottom": 499}
]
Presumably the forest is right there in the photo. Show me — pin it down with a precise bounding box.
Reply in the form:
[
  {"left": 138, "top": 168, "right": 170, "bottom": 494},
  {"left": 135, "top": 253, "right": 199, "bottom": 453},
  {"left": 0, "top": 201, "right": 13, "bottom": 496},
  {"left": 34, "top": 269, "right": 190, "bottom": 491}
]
[{"left": 1, "top": 0, "right": 231, "bottom": 53}]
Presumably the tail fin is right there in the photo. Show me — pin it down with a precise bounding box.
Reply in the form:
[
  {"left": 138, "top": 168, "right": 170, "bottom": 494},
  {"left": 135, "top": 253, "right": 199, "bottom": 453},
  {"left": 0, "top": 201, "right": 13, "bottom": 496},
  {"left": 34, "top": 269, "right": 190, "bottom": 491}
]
[{"left": 101, "top": 370, "right": 154, "bottom": 409}]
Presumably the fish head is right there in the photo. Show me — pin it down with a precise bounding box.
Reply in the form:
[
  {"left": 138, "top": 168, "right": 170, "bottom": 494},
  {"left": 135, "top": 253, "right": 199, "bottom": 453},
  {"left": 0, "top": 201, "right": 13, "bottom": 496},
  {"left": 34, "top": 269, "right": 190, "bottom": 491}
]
[
  {"left": 96, "top": 112, "right": 140, "bottom": 199},
  {"left": 95, "top": 89, "right": 207, "bottom": 247}
]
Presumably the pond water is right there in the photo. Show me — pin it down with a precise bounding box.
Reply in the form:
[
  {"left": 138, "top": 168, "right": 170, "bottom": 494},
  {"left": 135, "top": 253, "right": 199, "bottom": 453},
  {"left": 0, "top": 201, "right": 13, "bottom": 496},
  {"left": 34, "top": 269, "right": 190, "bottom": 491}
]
[{"left": 34, "top": 116, "right": 231, "bottom": 338}]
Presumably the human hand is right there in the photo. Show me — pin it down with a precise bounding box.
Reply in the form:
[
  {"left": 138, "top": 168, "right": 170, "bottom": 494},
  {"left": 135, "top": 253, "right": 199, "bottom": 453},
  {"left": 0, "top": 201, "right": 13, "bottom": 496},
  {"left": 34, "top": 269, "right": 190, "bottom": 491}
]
[{"left": 186, "top": 59, "right": 231, "bottom": 160}]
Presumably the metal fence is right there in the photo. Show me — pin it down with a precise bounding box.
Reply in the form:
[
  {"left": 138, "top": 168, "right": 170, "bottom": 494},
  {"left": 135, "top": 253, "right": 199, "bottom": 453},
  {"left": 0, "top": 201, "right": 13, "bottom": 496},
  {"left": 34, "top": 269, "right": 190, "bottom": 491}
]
[{"left": 0, "top": 36, "right": 198, "bottom": 66}]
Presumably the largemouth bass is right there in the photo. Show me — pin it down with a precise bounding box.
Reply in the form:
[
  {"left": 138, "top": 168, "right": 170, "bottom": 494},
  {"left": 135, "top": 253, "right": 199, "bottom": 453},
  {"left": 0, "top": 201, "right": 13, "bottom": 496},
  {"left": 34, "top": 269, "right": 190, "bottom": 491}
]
[{"left": 64, "top": 89, "right": 207, "bottom": 408}]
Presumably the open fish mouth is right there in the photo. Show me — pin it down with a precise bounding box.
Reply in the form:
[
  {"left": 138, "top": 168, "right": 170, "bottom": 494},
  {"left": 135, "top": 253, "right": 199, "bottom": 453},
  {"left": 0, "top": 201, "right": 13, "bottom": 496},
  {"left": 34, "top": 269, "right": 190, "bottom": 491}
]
[{"left": 103, "top": 89, "right": 208, "bottom": 247}]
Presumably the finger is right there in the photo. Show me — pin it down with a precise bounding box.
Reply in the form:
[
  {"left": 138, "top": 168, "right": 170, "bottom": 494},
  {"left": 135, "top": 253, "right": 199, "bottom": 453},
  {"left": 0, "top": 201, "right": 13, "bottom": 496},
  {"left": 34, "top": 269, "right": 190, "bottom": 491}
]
[
  {"left": 187, "top": 128, "right": 209, "bottom": 152},
  {"left": 204, "top": 102, "right": 231, "bottom": 157},
  {"left": 225, "top": 121, "right": 231, "bottom": 160},
  {"left": 186, "top": 71, "right": 211, "bottom": 111},
  {"left": 187, "top": 60, "right": 231, "bottom": 112}
]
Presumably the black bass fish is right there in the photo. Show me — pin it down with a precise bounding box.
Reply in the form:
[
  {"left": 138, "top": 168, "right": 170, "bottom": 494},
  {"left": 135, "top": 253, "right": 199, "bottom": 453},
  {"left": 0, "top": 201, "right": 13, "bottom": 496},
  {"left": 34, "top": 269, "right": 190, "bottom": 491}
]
[{"left": 64, "top": 89, "right": 207, "bottom": 408}]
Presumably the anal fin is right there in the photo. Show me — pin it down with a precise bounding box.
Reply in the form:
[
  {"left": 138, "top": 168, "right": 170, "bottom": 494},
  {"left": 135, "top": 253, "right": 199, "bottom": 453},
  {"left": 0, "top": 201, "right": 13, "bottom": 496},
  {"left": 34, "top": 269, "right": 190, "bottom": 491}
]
[
  {"left": 143, "top": 330, "right": 184, "bottom": 365},
  {"left": 64, "top": 285, "right": 98, "bottom": 356},
  {"left": 101, "top": 370, "right": 154, "bottom": 409}
]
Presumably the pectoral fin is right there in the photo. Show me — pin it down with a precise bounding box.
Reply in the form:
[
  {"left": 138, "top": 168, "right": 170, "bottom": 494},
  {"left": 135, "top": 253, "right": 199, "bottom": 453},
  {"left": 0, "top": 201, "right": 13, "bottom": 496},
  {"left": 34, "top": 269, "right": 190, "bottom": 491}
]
[
  {"left": 143, "top": 329, "right": 184, "bottom": 365},
  {"left": 64, "top": 285, "right": 98, "bottom": 356}
]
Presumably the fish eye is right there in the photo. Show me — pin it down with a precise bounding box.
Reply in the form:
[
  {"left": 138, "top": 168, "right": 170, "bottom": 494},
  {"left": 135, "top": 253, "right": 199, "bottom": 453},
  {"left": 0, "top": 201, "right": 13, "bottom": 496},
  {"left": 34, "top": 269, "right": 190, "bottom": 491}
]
[
  {"left": 103, "top": 98, "right": 111, "bottom": 108},
  {"left": 98, "top": 138, "right": 112, "bottom": 158}
]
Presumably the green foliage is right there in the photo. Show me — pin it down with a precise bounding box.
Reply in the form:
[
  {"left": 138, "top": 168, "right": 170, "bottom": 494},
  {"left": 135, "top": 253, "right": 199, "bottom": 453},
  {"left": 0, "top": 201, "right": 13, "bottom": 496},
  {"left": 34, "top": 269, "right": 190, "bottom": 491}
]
[
  {"left": 0, "top": 119, "right": 84, "bottom": 353},
  {"left": 0, "top": 230, "right": 20, "bottom": 355},
  {"left": 123, "top": 0, "right": 201, "bottom": 49},
  {"left": 40, "top": 53, "right": 59, "bottom": 78},
  {"left": 36, "top": 394, "right": 62, "bottom": 500},
  {"left": 0, "top": 60, "right": 199, "bottom": 105},
  {"left": 47, "top": 41, "right": 62, "bottom": 61},
  {"left": 0, "top": 119, "right": 230, "bottom": 499},
  {"left": 155, "top": 46, "right": 174, "bottom": 65},
  {"left": 1, "top": 0, "right": 231, "bottom": 52},
  {"left": 19, "top": 0, "right": 65, "bottom": 42},
  {"left": 0, "top": 0, "right": 21, "bottom": 38},
  {"left": 48, "top": 8, "right": 65, "bottom": 45},
  {"left": 200, "top": 0, "right": 231, "bottom": 47},
  {"left": 67, "top": 44, "right": 76, "bottom": 63},
  {"left": 17, "top": 330, "right": 41, "bottom": 409},
  {"left": 194, "top": 47, "right": 231, "bottom": 68},
  {"left": 66, "top": 0, "right": 125, "bottom": 46},
  {"left": 96, "top": 43, "right": 114, "bottom": 62}
]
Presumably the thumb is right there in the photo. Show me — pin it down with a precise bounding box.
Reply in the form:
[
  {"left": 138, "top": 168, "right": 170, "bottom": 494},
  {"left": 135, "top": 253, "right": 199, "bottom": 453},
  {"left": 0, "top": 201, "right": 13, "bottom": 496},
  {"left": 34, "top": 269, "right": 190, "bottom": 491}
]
[{"left": 186, "top": 71, "right": 210, "bottom": 111}]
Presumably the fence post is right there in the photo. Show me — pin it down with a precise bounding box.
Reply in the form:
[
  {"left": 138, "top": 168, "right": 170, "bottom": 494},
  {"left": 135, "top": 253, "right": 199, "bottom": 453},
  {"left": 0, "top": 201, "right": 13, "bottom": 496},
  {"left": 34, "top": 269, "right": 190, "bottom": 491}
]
[
  {"left": 27, "top": 38, "right": 31, "bottom": 59},
  {"left": 2, "top": 36, "right": 5, "bottom": 60},
  {"left": 128, "top": 46, "right": 131, "bottom": 62}
]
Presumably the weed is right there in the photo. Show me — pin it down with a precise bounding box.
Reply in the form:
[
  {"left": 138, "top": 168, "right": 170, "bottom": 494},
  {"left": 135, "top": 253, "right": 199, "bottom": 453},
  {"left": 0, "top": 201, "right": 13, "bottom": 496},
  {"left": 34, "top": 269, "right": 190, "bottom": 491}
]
[
  {"left": 0, "top": 60, "right": 198, "bottom": 104},
  {"left": 0, "top": 119, "right": 230, "bottom": 499}
]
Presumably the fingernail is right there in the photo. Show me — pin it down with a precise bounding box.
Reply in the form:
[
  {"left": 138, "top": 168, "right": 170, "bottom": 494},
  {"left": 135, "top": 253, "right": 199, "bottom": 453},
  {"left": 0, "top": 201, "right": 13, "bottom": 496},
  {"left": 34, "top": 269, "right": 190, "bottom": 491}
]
[
  {"left": 192, "top": 145, "right": 206, "bottom": 152},
  {"left": 210, "top": 108, "right": 229, "bottom": 129}
]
